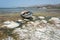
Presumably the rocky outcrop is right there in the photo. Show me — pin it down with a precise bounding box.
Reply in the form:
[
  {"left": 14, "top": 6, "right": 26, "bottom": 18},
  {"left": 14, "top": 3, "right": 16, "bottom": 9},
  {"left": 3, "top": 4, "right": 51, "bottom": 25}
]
[{"left": 0, "top": 16, "right": 60, "bottom": 40}]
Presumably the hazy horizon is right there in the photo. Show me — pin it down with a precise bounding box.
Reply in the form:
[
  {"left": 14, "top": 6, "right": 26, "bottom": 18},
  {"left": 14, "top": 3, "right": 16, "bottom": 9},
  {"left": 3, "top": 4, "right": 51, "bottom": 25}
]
[{"left": 0, "top": 0, "right": 60, "bottom": 8}]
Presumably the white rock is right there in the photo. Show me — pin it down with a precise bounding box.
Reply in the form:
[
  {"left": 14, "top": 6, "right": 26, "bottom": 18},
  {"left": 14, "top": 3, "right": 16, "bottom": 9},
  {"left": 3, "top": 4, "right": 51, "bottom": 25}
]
[
  {"left": 49, "top": 17, "right": 60, "bottom": 24},
  {"left": 27, "top": 21, "right": 35, "bottom": 25},
  {"left": 35, "top": 21, "right": 40, "bottom": 25},
  {"left": 17, "top": 19, "right": 24, "bottom": 23},
  {"left": 13, "top": 28, "right": 29, "bottom": 40},
  {"left": 17, "top": 19, "right": 23, "bottom": 22},
  {"left": 24, "top": 19, "right": 30, "bottom": 21},
  {"left": 36, "top": 27, "right": 47, "bottom": 32},
  {"left": 3, "top": 21, "right": 11, "bottom": 25},
  {"left": 55, "top": 24, "right": 60, "bottom": 28},
  {"left": 40, "top": 20, "right": 47, "bottom": 24},
  {"left": 2, "top": 21, "right": 20, "bottom": 28},
  {"left": 38, "top": 16, "right": 45, "bottom": 19},
  {"left": 12, "top": 28, "right": 21, "bottom": 34}
]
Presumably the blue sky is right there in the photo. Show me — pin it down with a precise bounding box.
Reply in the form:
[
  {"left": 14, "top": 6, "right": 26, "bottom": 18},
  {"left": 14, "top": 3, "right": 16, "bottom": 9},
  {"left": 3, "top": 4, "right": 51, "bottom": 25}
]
[{"left": 0, "top": 0, "right": 60, "bottom": 8}]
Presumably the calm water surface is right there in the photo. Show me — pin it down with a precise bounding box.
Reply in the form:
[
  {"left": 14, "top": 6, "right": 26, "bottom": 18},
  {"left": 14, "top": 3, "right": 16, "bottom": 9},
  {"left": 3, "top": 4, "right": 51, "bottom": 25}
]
[{"left": 0, "top": 7, "right": 60, "bottom": 14}]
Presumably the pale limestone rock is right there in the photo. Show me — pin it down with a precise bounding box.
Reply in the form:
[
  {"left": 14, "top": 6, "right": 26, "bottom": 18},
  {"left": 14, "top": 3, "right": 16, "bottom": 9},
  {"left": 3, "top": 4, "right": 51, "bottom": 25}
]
[
  {"left": 2, "top": 21, "right": 20, "bottom": 28},
  {"left": 38, "top": 16, "right": 45, "bottom": 20},
  {"left": 49, "top": 17, "right": 60, "bottom": 24}
]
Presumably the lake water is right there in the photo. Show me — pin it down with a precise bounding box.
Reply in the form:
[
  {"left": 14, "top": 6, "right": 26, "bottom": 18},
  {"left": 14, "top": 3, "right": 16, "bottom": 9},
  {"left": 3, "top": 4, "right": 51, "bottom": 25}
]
[{"left": 0, "top": 7, "right": 60, "bottom": 14}]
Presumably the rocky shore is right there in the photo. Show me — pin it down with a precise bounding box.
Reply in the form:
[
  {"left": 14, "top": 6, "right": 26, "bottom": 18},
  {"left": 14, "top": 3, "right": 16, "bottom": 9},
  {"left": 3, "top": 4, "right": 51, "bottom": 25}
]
[{"left": 0, "top": 16, "right": 60, "bottom": 40}]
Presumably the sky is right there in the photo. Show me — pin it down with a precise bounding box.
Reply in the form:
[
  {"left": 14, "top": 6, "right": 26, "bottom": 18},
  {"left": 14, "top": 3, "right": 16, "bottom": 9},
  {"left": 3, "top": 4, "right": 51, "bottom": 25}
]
[{"left": 0, "top": 0, "right": 60, "bottom": 8}]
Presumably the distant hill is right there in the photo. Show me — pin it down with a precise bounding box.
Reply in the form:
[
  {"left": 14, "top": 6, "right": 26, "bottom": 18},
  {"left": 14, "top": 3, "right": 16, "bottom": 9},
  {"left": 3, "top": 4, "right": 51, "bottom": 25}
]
[{"left": 31, "top": 4, "right": 60, "bottom": 9}]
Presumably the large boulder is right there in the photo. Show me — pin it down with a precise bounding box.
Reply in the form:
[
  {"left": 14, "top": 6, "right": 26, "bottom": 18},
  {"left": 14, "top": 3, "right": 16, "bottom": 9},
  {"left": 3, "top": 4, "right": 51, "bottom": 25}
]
[{"left": 20, "top": 10, "right": 33, "bottom": 20}]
